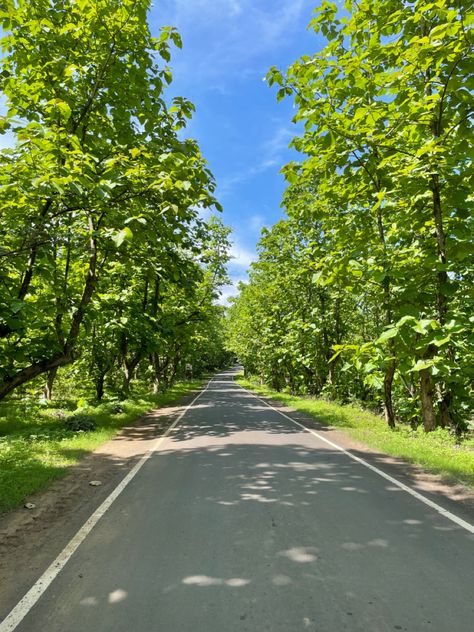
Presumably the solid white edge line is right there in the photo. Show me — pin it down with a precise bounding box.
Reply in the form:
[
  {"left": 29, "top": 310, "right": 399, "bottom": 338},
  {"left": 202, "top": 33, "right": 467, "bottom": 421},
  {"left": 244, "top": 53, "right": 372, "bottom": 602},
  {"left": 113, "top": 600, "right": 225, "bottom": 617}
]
[
  {"left": 236, "top": 379, "right": 474, "bottom": 536},
  {"left": 0, "top": 378, "right": 215, "bottom": 632}
]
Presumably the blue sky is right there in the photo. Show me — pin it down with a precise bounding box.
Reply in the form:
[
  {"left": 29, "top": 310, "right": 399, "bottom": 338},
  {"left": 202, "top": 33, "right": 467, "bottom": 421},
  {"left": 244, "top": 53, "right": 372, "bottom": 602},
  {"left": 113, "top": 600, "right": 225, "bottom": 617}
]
[{"left": 149, "top": 0, "right": 322, "bottom": 303}]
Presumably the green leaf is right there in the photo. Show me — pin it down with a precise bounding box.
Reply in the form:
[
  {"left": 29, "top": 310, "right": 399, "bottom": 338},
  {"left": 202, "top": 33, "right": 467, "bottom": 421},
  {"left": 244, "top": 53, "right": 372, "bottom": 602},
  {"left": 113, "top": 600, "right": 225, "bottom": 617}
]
[
  {"left": 411, "top": 359, "right": 433, "bottom": 372},
  {"left": 377, "top": 328, "right": 398, "bottom": 344},
  {"left": 112, "top": 227, "right": 134, "bottom": 247}
]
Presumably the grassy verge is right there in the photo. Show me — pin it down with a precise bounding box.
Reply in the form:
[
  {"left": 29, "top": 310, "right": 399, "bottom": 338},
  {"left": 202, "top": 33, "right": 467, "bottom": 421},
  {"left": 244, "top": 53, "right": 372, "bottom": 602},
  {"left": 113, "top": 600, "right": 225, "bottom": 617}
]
[
  {"left": 237, "top": 376, "right": 474, "bottom": 488},
  {"left": 0, "top": 379, "right": 204, "bottom": 514}
]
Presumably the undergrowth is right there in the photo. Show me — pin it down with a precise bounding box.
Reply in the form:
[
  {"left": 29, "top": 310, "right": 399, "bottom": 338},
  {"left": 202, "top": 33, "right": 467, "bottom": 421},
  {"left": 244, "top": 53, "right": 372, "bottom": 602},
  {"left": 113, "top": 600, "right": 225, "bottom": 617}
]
[{"left": 0, "top": 379, "right": 203, "bottom": 513}]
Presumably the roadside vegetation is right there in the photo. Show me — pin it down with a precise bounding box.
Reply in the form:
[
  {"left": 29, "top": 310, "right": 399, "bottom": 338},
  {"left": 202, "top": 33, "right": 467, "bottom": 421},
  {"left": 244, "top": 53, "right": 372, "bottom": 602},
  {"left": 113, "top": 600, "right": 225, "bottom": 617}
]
[
  {"left": 0, "top": 0, "right": 232, "bottom": 406},
  {"left": 227, "top": 1, "right": 473, "bottom": 442},
  {"left": 237, "top": 376, "right": 474, "bottom": 488},
  {"left": 0, "top": 2, "right": 231, "bottom": 512},
  {"left": 0, "top": 376, "right": 206, "bottom": 514}
]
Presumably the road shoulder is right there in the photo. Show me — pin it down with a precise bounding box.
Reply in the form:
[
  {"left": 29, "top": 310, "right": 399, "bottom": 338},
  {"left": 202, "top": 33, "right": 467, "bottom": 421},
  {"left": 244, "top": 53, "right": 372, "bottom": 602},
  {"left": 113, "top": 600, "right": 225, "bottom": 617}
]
[
  {"left": 238, "top": 381, "right": 474, "bottom": 526},
  {"left": 0, "top": 386, "right": 203, "bottom": 620}
]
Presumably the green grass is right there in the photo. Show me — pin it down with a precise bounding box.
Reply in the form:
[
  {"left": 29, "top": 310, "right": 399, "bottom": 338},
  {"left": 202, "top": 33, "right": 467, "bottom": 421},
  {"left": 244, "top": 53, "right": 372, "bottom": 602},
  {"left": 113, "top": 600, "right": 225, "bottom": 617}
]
[
  {"left": 237, "top": 376, "right": 474, "bottom": 488},
  {"left": 0, "top": 380, "right": 204, "bottom": 514}
]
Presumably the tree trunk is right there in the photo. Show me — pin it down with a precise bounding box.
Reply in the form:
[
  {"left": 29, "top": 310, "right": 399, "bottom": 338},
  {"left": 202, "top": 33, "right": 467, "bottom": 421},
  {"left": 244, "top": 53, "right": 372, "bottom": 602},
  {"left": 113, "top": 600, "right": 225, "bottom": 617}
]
[
  {"left": 438, "top": 384, "right": 454, "bottom": 427},
  {"left": 428, "top": 78, "right": 455, "bottom": 427},
  {"left": 122, "top": 360, "right": 133, "bottom": 396},
  {"left": 96, "top": 373, "right": 105, "bottom": 400},
  {"left": 0, "top": 223, "right": 99, "bottom": 401},
  {"left": 270, "top": 367, "right": 283, "bottom": 392},
  {"left": 168, "top": 355, "right": 180, "bottom": 386},
  {"left": 430, "top": 174, "right": 455, "bottom": 428},
  {"left": 328, "top": 358, "right": 335, "bottom": 386},
  {"left": 121, "top": 353, "right": 141, "bottom": 396},
  {"left": 17, "top": 198, "right": 54, "bottom": 303},
  {"left": 383, "top": 358, "right": 396, "bottom": 428},
  {"left": 319, "top": 289, "right": 332, "bottom": 387},
  {"left": 374, "top": 169, "right": 397, "bottom": 431},
  {"left": 151, "top": 353, "right": 161, "bottom": 394},
  {"left": 43, "top": 366, "right": 58, "bottom": 401},
  {"left": 419, "top": 368, "right": 436, "bottom": 432},
  {"left": 122, "top": 370, "right": 131, "bottom": 396},
  {"left": 151, "top": 352, "right": 170, "bottom": 393},
  {"left": 64, "top": 229, "right": 97, "bottom": 354}
]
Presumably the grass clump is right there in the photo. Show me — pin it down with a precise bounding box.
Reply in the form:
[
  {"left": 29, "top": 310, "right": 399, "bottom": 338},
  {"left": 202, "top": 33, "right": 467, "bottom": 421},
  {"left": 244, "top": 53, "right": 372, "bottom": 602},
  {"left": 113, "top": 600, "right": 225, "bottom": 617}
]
[
  {"left": 0, "top": 379, "right": 203, "bottom": 514},
  {"left": 65, "top": 413, "right": 97, "bottom": 432},
  {"left": 237, "top": 376, "right": 474, "bottom": 488}
]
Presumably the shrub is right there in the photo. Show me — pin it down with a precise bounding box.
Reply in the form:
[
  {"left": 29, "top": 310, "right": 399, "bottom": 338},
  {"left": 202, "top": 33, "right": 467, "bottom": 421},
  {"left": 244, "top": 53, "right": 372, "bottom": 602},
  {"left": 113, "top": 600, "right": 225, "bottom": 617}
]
[{"left": 65, "top": 414, "right": 97, "bottom": 432}]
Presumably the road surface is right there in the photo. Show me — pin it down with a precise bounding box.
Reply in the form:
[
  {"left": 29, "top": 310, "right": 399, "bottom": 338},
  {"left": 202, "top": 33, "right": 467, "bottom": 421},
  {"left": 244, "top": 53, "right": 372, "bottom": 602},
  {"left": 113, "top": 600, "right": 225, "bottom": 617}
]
[{"left": 3, "top": 370, "right": 474, "bottom": 631}]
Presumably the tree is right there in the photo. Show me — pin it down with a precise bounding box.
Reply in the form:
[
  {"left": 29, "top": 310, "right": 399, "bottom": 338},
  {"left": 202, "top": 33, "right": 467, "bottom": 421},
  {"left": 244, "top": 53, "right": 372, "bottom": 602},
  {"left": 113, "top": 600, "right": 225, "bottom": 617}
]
[
  {"left": 265, "top": 0, "right": 473, "bottom": 430},
  {"left": 0, "top": 0, "right": 221, "bottom": 399}
]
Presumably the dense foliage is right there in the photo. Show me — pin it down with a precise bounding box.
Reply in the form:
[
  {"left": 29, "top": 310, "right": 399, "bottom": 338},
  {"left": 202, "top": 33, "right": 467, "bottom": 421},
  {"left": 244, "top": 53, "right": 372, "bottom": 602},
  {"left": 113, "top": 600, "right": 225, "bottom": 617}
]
[
  {"left": 0, "top": 0, "right": 231, "bottom": 402},
  {"left": 227, "top": 0, "right": 473, "bottom": 433}
]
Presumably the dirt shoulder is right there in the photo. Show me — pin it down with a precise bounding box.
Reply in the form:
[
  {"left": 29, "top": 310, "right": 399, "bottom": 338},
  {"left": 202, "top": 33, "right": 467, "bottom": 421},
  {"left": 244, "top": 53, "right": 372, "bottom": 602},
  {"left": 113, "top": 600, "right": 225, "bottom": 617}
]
[{"left": 0, "top": 388, "right": 200, "bottom": 621}]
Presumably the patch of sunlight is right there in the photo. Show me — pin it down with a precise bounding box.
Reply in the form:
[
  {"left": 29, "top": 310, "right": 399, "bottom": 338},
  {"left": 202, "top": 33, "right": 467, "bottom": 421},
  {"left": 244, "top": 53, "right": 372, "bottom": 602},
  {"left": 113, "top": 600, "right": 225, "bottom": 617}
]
[
  {"left": 182, "top": 575, "right": 250, "bottom": 587},
  {"left": 108, "top": 589, "right": 128, "bottom": 604},
  {"left": 278, "top": 546, "right": 318, "bottom": 563}
]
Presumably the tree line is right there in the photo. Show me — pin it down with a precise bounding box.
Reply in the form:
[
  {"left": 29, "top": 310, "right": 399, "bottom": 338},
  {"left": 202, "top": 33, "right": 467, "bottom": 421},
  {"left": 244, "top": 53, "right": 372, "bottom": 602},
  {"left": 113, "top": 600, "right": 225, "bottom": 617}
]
[
  {"left": 0, "top": 0, "right": 231, "bottom": 402},
  {"left": 227, "top": 0, "right": 473, "bottom": 433}
]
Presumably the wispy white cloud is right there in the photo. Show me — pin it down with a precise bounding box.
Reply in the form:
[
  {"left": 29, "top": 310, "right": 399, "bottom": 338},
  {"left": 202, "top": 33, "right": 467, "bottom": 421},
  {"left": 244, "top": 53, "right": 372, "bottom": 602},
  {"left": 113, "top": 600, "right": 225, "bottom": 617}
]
[
  {"left": 218, "top": 159, "right": 276, "bottom": 195},
  {"left": 153, "top": 0, "right": 308, "bottom": 86},
  {"left": 263, "top": 125, "right": 294, "bottom": 159},
  {"left": 221, "top": 242, "right": 255, "bottom": 306},
  {"left": 249, "top": 213, "right": 266, "bottom": 234},
  {"left": 217, "top": 124, "right": 292, "bottom": 196},
  {"left": 216, "top": 279, "right": 246, "bottom": 306},
  {"left": 229, "top": 243, "right": 256, "bottom": 268}
]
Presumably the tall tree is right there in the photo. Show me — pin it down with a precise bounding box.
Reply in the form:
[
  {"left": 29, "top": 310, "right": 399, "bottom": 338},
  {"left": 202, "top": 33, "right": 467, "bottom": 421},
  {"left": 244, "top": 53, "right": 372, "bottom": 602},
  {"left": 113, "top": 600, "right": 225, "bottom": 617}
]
[
  {"left": 265, "top": 0, "right": 473, "bottom": 430},
  {"left": 0, "top": 0, "right": 220, "bottom": 399}
]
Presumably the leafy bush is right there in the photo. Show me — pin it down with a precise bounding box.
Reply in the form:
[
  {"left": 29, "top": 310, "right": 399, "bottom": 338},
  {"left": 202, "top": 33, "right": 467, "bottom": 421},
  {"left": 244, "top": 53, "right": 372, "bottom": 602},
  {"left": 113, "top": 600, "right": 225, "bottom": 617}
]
[
  {"left": 65, "top": 414, "right": 97, "bottom": 432},
  {"left": 110, "top": 404, "right": 124, "bottom": 414}
]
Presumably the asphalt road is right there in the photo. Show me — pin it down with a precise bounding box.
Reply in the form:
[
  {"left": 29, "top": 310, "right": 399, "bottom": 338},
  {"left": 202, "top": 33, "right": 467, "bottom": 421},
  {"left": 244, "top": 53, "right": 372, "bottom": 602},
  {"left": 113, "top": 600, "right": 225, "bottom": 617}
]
[{"left": 5, "top": 370, "right": 474, "bottom": 631}]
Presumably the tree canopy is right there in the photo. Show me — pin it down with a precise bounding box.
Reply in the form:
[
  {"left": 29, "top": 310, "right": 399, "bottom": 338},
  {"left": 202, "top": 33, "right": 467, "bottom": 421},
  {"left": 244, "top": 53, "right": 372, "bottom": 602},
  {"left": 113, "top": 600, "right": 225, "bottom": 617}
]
[
  {"left": 0, "top": 0, "right": 231, "bottom": 401},
  {"left": 227, "top": 0, "right": 473, "bottom": 432}
]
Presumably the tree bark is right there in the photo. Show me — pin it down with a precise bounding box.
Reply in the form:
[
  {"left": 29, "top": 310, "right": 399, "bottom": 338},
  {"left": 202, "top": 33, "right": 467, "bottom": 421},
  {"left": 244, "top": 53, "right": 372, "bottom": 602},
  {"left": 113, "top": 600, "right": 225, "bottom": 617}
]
[
  {"left": 168, "top": 352, "right": 181, "bottom": 386},
  {"left": 122, "top": 367, "right": 132, "bottom": 396},
  {"left": 270, "top": 366, "right": 283, "bottom": 392},
  {"left": 383, "top": 358, "right": 396, "bottom": 428},
  {"left": 64, "top": 227, "right": 97, "bottom": 354},
  {"left": 438, "top": 387, "right": 453, "bottom": 429},
  {"left": 43, "top": 366, "right": 58, "bottom": 401},
  {"left": 95, "top": 372, "right": 105, "bottom": 400},
  {"left": 17, "top": 199, "right": 53, "bottom": 302},
  {"left": 151, "top": 352, "right": 171, "bottom": 391},
  {"left": 430, "top": 173, "right": 454, "bottom": 427},
  {"left": 121, "top": 353, "right": 141, "bottom": 396},
  {"left": 428, "top": 67, "right": 454, "bottom": 428},
  {"left": 419, "top": 367, "right": 436, "bottom": 432},
  {"left": 0, "top": 200, "right": 54, "bottom": 340},
  {"left": 373, "top": 157, "right": 397, "bottom": 430}
]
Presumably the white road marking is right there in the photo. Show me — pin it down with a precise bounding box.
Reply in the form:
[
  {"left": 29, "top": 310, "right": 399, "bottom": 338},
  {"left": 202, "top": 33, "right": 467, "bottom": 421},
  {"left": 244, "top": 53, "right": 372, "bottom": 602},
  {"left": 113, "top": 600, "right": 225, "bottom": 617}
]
[
  {"left": 0, "top": 379, "right": 214, "bottom": 632},
  {"left": 236, "top": 380, "right": 474, "bottom": 536}
]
